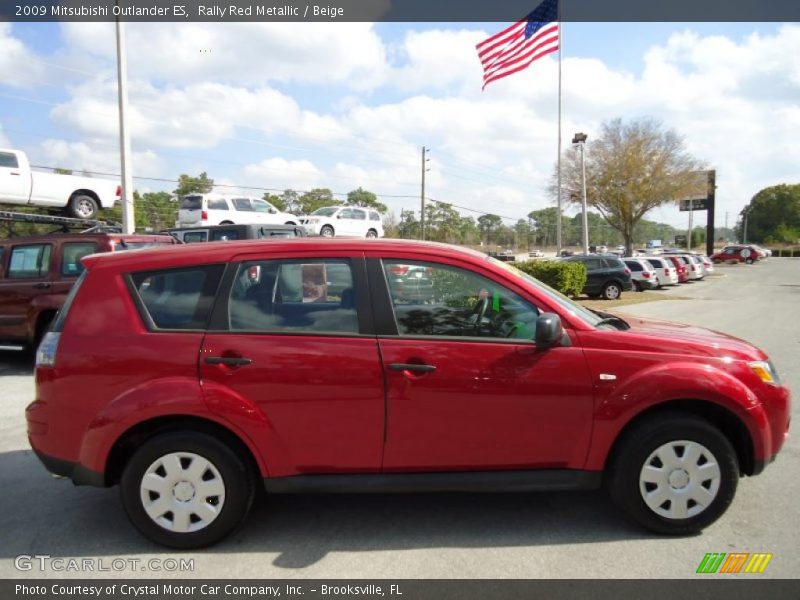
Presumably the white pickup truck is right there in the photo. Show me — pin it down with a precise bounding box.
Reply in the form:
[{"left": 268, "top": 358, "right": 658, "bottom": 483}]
[{"left": 0, "top": 149, "right": 120, "bottom": 219}]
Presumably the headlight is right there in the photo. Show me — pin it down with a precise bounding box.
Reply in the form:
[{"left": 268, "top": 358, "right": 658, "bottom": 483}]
[{"left": 748, "top": 360, "right": 781, "bottom": 386}]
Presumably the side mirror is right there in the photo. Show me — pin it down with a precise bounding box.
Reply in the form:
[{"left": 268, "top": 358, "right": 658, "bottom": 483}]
[
  {"left": 269, "top": 207, "right": 277, "bottom": 214},
  {"left": 534, "top": 313, "right": 563, "bottom": 348}
]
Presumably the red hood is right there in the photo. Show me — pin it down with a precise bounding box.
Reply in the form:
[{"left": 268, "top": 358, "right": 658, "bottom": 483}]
[{"left": 615, "top": 314, "right": 766, "bottom": 361}]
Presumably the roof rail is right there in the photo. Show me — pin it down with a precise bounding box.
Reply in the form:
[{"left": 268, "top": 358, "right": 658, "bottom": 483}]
[{"left": 0, "top": 210, "right": 122, "bottom": 233}]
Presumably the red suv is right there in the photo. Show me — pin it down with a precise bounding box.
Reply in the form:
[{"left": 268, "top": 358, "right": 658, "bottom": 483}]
[
  {"left": 712, "top": 245, "right": 760, "bottom": 264},
  {"left": 0, "top": 232, "right": 177, "bottom": 350},
  {"left": 27, "top": 239, "right": 791, "bottom": 548}
]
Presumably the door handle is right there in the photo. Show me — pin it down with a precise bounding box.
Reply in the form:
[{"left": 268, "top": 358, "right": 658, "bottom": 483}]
[
  {"left": 32, "top": 282, "right": 51, "bottom": 289},
  {"left": 388, "top": 363, "right": 436, "bottom": 373},
  {"left": 10, "top": 172, "right": 20, "bottom": 176},
  {"left": 204, "top": 356, "right": 253, "bottom": 367}
]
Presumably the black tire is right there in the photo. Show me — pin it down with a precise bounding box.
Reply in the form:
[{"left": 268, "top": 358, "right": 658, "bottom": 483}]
[
  {"left": 66, "top": 194, "right": 98, "bottom": 219},
  {"left": 366, "top": 229, "right": 378, "bottom": 239},
  {"left": 320, "top": 225, "right": 335, "bottom": 238},
  {"left": 220, "top": 221, "right": 234, "bottom": 225},
  {"left": 120, "top": 431, "right": 255, "bottom": 549},
  {"left": 632, "top": 281, "right": 641, "bottom": 292},
  {"left": 606, "top": 413, "right": 739, "bottom": 535},
  {"left": 601, "top": 282, "right": 622, "bottom": 300},
  {"left": 284, "top": 221, "right": 296, "bottom": 226},
  {"left": 745, "top": 258, "right": 754, "bottom": 264}
]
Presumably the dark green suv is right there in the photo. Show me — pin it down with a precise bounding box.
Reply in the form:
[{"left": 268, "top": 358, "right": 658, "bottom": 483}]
[{"left": 563, "top": 254, "right": 633, "bottom": 300}]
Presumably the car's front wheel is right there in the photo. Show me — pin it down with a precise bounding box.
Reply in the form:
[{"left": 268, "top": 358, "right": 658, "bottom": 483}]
[
  {"left": 320, "top": 225, "right": 335, "bottom": 237},
  {"left": 366, "top": 229, "right": 378, "bottom": 238},
  {"left": 66, "top": 194, "right": 98, "bottom": 219},
  {"left": 120, "top": 431, "right": 255, "bottom": 548},
  {"left": 606, "top": 413, "right": 738, "bottom": 535}
]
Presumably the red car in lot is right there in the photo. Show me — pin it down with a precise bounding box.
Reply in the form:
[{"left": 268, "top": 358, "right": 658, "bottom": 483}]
[
  {"left": 712, "top": 245, "right": 760, "bottom": 264},
  {"left": 27, "top": 239, "right": 791, "bottom": 548},
  {"left": 663, "top": 255, "right": 689, "bottom": 283}
]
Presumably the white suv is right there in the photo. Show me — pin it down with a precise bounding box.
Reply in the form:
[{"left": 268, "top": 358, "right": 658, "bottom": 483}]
[
  {"left": 300, "top": 206, "right": 384, "bottom": 238},
  {"left": 178, "top": 194, "right": 299, "bottom": 228}
]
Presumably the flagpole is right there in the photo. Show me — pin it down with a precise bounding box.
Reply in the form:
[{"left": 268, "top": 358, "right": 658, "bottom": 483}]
[{"left": 555, "top": 0, "right": 563, "bottom": 255}]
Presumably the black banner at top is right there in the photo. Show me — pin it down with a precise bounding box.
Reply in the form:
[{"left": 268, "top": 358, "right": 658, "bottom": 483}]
[{"left": 2, "top": 0, "right": 800, "bottom": 23}]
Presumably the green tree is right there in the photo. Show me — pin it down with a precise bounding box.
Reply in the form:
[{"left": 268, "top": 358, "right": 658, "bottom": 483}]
[
  {"left": 297, "top": 188, "right": 340, "bottom": 214},
  {"left": 739, "top": 184, "right": 800, "bottom": 244},
  {"left": 346, "top": 187, "right": 387, "bottom": 213},
  {"left": 424, "top": 202, "right": 463, "bottom": 243},
  {"left": 527, "top": 207, "right": 571, "bottom": 247},
  {"left": 398, "top": 209, "right": 420, "bottom": 239},
  {"left": 477, "top": 213, "right": 503, "bottom": 245},
  {"left": 514, "top": 219, "right": 532, "bottom": 249},
  {"left": 553, "top": 117, "right": 703, "bottom": 255},
  {"left": 54, "top": 167, "right": 73, "bottom": 175},
  {"left": 174, "top": 172, "right": 214, "bottom": 196},
  {"left": 263, "top": 193, "right": 287, "bottom": 211}
]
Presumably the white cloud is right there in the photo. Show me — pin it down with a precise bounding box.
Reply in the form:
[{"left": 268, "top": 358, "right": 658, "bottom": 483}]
[
  {"left": 37, "top": 139, "right": 161, "bottom": 179},
  {"left": 59, "top": 22, "right": 389, "bottom": 89},
  {"left": 0, "top": 23, "right": 47, "bottom": 87},
  {"left": 241, "top": 157, "right": 325, "bottom": 192}
]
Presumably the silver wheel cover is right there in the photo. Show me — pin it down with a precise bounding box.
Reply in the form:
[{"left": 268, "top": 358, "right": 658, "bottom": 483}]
[{"left": 139, "top": 452, "right": 226, "bottom": 533}]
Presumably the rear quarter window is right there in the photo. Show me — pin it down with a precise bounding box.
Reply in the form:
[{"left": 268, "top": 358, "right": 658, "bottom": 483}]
[
  {"left": 129, "top": 265, "right": 225, "bottom": 330},
  {"left": 180, "top": 195, "right": 203, "bottom": 210},
  {"left": 61, "top": 242, "right": 97, "bottom": 276}
]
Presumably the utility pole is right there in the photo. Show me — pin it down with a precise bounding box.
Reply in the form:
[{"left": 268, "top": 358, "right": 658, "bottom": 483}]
[
  {"left": 420, "top": 146, "right": 429, "bottom": 240},
  {"left": 115, "top": 4, "right": 134, "bottom": 234}
]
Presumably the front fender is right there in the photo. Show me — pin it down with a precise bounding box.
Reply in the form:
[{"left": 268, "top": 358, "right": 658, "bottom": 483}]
[
  {"left": 76, "top": 377, "right": 267, "bottom": 477},
  {"left": 584, "top": 361, "right": 769, "bottom": 471}
]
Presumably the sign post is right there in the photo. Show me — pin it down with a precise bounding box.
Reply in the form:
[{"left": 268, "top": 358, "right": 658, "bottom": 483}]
[{"left": 679, "top": 170, "right": 716, "bottom": 256}]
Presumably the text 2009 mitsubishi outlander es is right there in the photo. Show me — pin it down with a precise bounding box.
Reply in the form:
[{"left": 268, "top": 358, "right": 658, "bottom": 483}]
[{"left": 27, "top": 239, "right": 790, "bottom": 548}]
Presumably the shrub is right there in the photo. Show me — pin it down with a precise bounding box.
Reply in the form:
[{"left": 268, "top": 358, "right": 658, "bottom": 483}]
[{"left": 515, "top": 260, "right": 587, "bottom": 297}]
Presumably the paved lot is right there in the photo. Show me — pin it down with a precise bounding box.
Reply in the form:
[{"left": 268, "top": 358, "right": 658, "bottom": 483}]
[{"left": 0, "top": 259, "right": 797, "bottom": 579}]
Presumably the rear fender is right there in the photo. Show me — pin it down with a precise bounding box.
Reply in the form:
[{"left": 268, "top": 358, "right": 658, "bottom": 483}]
[{"left": 76, "top": 377, "right": 267, "bottom": 476}]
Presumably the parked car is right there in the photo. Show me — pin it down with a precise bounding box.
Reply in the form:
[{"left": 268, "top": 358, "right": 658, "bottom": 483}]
[
  {"left": 663, "top": 255, "right": 689, "bottom": 283},
  {"left": 699, "top": 255, "right": 715, "bottom": 274},
  {"left": 177, "top": 194, "right": 299, "bottom": 228},
  {"left": 384, "top": 263, "right": 434, "bottom": 303},
  {"left": 488, "top": 251, "right": 515, "bottom": 262},
  {"left": 623, "top": 258, "right": 659, "bottom": 291},
  {"left": 528, "top": 249, "right": 544, "bottom": 258},
  {"left": 562, "top": 254, "right": 632, "bottom": 300},
  {"left": 29, "top": 238, "right": 790, "bottom": 548},
  {"left": 643, "top": 256, "right": 679, "bottom": 287},
  {"left": 667, "top": 254, "right": 704, "bottom": 280},
  {"left": 0, "top": 232, "right": 177, "bottom": 349},
  {"left": 299, "top": 206, "right": 384, "bottom": 238},
  {"left": 165, "top": 224, "right": 306, "bottom": 243},
  {"left": 688, "top": 254, "right": 707, "bottom": 279},
  {"left": 0, "top": 148, "right": 120, "bottom": 219},
  {"left": 712, "top": 246, "right": 760, "bottom": 264}
]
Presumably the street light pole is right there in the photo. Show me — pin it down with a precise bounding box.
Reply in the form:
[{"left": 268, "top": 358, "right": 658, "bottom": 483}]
[
  {"left": 420, "top": 146, "right": 429, "bottom": 241},
  {"left": 572, "top": 133, "right": 589, "bottom": 254},
  {"left": 115, "top": 6, "right": 134, "bottom": 234}
]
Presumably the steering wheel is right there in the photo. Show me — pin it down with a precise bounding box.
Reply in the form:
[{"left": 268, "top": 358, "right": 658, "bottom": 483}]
[{"left": 472, "top": 297, "right": 490, "bottom": 334}]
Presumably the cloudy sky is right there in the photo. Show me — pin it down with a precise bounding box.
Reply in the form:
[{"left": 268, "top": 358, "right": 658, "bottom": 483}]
[{"left": 0, "top": 21, "right": 798, "bottom": 229}]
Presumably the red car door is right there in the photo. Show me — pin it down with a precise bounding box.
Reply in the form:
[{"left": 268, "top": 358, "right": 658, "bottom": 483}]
[
  {"left": 368, "top": 255, "right": 595, "bottom": 472},
  {"left": 199, "top": 252, "right": 385, "bottom": 477}
]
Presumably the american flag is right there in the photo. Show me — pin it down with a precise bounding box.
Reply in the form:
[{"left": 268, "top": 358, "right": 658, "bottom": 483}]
[{"left": 476, "top": 0, "right": 560, "bottom": 89}]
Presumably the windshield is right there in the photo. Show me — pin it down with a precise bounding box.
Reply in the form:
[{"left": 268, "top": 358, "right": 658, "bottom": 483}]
[
  {"left": 489, "top": 258, "right": 603, "bottom": 327},
  {"left": 311, "top": 207, "right": 339, "bottom": 217}
]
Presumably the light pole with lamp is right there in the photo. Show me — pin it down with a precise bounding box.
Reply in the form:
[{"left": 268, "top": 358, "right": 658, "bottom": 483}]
[{"left": 572, "top": 132, "right": 589, "bottom": 254}]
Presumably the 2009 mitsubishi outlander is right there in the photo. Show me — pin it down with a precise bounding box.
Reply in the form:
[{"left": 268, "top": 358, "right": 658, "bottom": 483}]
[{"left": 27, "top": 239, "right": 791, "bottom": 548}]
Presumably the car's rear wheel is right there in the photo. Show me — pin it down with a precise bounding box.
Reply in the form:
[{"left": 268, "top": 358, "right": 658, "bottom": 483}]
[
  {"left": 366, "top": 229, "right": 378, "bottom": 238},
  {"left": 745, "top": 258, "right": 754, "bottom": 264},
  {"left": 320, "top": 225, "right": 334, "bottom": 237},
  {"left": 601, "top": 282, "right": 621, "bottom": 300},
  {"left": 120, "top": 431, "right": 255, "bottom": 549},
  {"left": 66, "top": 194, "right": 98, "bottom": 219},
  {"left": 606, "top": 413, "right": 738, "bottom": 535}
]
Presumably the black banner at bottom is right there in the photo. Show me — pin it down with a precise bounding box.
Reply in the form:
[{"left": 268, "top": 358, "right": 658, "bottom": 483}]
[{"left": 4, "top": 579, "right": 800, "bottom": 600}]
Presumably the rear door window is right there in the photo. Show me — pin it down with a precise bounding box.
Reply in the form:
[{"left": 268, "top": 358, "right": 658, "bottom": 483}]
[
  {"left": 228, "top": 259, "right": 358, "bottom": 334},
  {"left": 207, "top": 198, "right": 229, "bottom": 210},
  {"left": 583, "top": 258, "right": 603, "bottom": 270},
  {"left": 61, "top": 242, "right": 97, "bottom": 276},
  {"left": 130, "top": 265, "right": 225, "bottom": 330},
  {"left": 625, "top": 260, "right": 642, "bottom": 271},
  {"left": 8, "top": 244, "right": 52, "bottom": 279},
  {"left": 232, "top": 198, "right": 254, "bottom": 212},
  {"left": 182, "top": 231, "right": 208, "bottom": 243}
]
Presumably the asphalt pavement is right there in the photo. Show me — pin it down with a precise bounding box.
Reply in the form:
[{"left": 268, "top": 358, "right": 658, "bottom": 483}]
[{"left": 0, "top": 258, "right": 797, "bottom": 579}]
